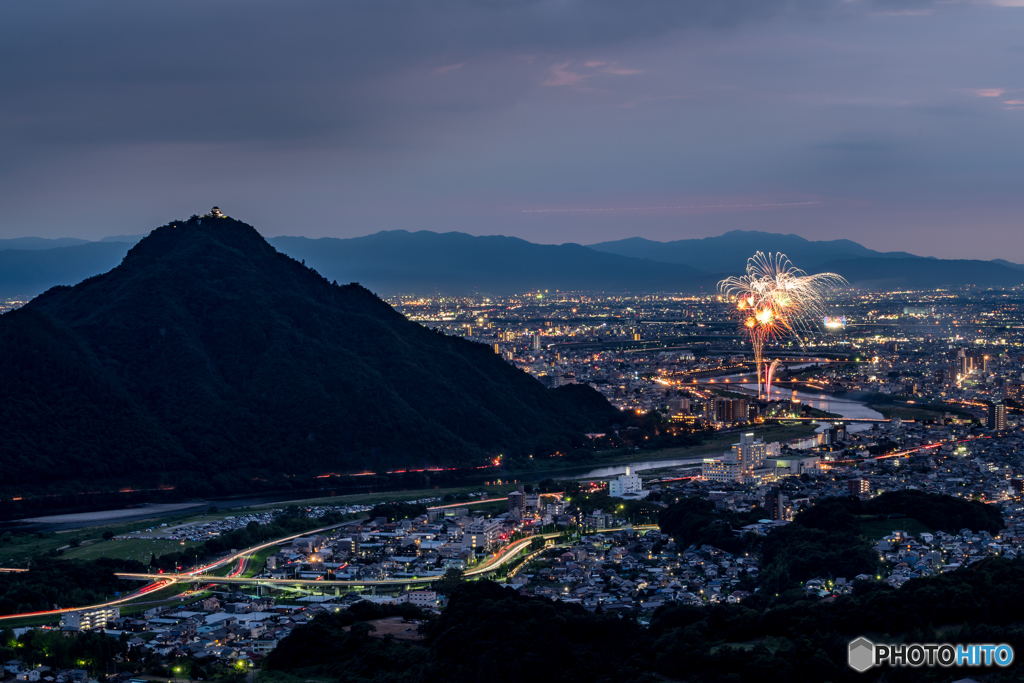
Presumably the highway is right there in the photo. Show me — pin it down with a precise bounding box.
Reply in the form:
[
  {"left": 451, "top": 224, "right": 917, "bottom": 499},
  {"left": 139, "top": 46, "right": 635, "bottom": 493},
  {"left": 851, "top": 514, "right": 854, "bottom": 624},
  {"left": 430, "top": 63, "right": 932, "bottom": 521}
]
[
  {"left": 113, "top": 531, "right": 565, "bottom": 588},
  {"left": 115, "top": 524, "right": 663, "bottom": 588},
  {"left": 0, "top": 511, "right": 661, "bottom": 622},
  {"left": 0, "top": 519, "right": 355, "bottom": 622}
]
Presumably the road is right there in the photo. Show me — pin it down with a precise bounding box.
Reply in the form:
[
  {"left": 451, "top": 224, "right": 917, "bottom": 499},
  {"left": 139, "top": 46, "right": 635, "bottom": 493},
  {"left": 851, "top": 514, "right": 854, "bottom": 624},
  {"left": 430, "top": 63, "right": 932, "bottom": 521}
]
[
  {"left": 1, "top": 516, "right": 661, "bottom": 622},
  {"left": 0, "top": 519, "right": 355, "bottom": 622},
  {"left": 114, "top": 531, "right": 563, "bottom": 587},
  {"left": 117, "top": 524, "right": 663, "bottom": 589}
]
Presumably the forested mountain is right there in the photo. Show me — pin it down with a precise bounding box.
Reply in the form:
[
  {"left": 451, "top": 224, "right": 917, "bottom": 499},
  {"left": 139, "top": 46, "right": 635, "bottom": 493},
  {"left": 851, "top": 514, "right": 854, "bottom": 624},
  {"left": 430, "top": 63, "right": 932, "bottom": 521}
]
[
  {"left": 0, "top": 242, "right": 134, "bottom": 297},
  {"left": 266, "top": 231, "right": 709, "bottom": 295},
  {"left": 0, "top": 215, "right": 617, "bottom": 498},
  {"left": 0, "top": 228, "right": 1020, "bottom": 298},
  {"left": 590, "top": 230, "right": 926, "bottom": 272},
  {"left": 816, "top": 257, "right": 1024, "bottom": 290}
]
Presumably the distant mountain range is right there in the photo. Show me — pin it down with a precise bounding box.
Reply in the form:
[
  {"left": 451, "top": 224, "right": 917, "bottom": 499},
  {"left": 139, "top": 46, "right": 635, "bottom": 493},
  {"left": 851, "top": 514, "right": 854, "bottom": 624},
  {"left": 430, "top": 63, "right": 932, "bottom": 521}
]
[
  {"left": 0, "top": 217, "right": 615, "bottom": 496},
  {"left": 267, "top": 231, "right": 708, "bottom": 295},
  {"left": 0, "top": 234, "right": 144, "bottom": 250},
  {"left": 590, "top": 230, "right": 928, "bottom": 271},
  {"left": 0, "top": 228, "right": 1020, "bottom": 298}
]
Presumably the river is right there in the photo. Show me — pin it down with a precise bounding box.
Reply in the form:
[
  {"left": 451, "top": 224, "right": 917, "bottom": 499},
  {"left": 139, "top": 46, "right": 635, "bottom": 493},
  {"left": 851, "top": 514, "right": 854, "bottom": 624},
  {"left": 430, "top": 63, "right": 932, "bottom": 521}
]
[{"left": 5, "top": 363, "right": 883, "bottom": 528}]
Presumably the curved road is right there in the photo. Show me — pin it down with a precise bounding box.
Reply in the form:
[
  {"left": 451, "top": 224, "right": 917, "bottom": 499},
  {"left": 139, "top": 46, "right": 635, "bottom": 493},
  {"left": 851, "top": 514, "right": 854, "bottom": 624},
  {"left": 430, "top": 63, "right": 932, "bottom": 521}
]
[
  {"left": 1, "top": 521, "right": 661, "bottom": 621},
  {"left": 0, "top": 520, "right": 355, "bottom": 622}
]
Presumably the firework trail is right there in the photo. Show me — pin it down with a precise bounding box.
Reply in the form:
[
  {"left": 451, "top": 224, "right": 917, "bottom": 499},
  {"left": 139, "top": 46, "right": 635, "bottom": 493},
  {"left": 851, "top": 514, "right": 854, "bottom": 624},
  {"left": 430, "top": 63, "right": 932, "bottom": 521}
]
[
  {"left": 765, "top": 359, "right": 782, "bottom": 400},
  {"left": 718, "top": 252, "right": 846, "bottom": 398}
]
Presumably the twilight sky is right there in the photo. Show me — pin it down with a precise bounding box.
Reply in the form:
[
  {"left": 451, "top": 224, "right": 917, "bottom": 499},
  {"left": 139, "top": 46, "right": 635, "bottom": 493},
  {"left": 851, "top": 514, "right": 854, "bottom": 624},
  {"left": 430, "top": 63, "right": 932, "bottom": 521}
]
[{"left": 1, "top": 0, "right": 1022, "bottom": 259}]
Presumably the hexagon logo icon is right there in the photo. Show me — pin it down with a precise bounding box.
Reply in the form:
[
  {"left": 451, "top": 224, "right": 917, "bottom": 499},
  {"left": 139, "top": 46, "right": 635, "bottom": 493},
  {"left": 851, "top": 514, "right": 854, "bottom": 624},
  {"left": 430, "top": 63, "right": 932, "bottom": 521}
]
[{"left": 848, "top": 637, "right": 875, "bottom": 672}]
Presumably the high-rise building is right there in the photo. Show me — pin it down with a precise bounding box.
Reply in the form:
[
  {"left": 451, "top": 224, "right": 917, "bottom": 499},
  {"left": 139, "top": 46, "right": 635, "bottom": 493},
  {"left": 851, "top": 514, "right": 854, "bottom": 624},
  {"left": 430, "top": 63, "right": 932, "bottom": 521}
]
[
  {"left": 667, "top": 397, "right": 691, "bottom": 415},
  {"left": 702, "top": 433, "right": 778, "bottom": 484},
  {"left": 847, "top": 478, "right": 870, "bottom": 498},
  {"left": 531, "top": 334, "right": 541, "bottom": 352},
  {"left": 608, "top": 467, "right": 648, "bottom": 498},
  {"left": 463, "top": 519, "right": 502, "bottom": 550},
  {"left": 507, "top": 487, "right": 526, "bottom": 515},
  {"left": 987, "top": 402, "right": 1007, "bottom": 431},
  {"left": 713, "top": 398, "right": 748, "bottom": 423},
  {"left": 765, "top": 487, "right": 786, "bottom": 520}
]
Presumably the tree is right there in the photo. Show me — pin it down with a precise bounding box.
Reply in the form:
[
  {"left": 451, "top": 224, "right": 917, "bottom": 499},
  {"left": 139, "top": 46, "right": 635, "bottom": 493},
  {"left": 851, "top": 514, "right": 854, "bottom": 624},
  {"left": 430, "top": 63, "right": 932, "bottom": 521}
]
[{"left": 435, "top": 568, "right": 464, "bottom": 596}]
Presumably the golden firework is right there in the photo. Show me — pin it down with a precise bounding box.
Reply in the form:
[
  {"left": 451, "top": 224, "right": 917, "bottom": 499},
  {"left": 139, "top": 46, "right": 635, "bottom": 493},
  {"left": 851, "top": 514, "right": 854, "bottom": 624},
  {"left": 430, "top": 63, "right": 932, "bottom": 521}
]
[{"left": 718, "top": 252, "right": 846, "bottom": 397}]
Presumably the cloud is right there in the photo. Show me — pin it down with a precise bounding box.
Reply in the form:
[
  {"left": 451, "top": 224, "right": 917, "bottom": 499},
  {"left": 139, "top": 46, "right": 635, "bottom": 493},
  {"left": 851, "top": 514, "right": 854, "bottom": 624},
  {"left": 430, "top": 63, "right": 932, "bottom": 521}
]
[
  {"left": 434, "top": 62, "right": 466, "bottom": 74},
  {"left": 871, "top": 9, "right": 934, "bottom": 16},
  {"left": 543, "top": 62, "right": 587, "bottom": 86},
  {"left": 973, "top": 88, "right": 1006, "bottom": 96},
  {"left": 601, "top": 65, "right": 644, "bottom": 75}
]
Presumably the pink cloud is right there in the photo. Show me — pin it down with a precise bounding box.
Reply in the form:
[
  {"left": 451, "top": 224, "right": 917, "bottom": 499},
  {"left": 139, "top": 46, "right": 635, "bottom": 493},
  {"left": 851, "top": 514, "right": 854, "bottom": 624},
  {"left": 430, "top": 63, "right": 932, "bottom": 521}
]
[
  {"left": 1003, "top": 99, "right": 1024, "bottom": 104},
  {"left": 434, "top": 62, "right": 465, "bottom": 74},
  {"left": 872, "top": 9, "right": 933, "bottom": 16},
  {"left": 583, "top": 60, "right": 606, "bottom": 68},
  {"left": 602, "top": 66, "right": 643, "bottom": 75},
  {"left": 543, "top": 62, "right": 587, "bottom": 87},
  {"left": 974, "top": 88, "right": 1006, "bottom": 97}
]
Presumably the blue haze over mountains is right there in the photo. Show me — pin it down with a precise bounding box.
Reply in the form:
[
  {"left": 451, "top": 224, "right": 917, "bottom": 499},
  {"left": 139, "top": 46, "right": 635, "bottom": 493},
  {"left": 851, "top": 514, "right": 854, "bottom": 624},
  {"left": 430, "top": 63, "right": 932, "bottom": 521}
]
[{"left": 0, "top": 229, "right": 1021, "bottom": 299}]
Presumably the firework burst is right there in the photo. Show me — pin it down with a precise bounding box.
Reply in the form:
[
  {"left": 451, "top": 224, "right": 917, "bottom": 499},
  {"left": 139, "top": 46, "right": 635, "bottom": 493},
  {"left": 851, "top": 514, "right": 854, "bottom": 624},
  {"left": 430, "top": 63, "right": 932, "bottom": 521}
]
[{"left": 718, "top": 252, "right": 846, "bottom": 397}]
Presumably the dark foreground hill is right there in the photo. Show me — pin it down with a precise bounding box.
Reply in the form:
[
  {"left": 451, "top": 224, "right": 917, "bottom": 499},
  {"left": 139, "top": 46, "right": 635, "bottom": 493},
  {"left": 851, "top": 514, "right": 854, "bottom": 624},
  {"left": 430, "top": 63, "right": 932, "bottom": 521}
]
[{"left": 0, "top": 215, "right": 617, "bottom": 497}]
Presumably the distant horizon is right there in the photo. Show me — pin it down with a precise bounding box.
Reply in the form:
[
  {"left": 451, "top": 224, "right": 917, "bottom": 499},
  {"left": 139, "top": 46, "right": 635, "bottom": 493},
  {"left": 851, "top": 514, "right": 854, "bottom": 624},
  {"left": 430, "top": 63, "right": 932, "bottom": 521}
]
[{"left": 0, "top": 223, "right": 1015, "bottom": 264}]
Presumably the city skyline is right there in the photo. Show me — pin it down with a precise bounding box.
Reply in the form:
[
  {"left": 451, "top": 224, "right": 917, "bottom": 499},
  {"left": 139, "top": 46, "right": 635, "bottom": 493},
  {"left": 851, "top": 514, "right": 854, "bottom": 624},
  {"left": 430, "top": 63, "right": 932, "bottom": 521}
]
[{"left": 2, "top": 1, "right": 1024, "bottom": 259}]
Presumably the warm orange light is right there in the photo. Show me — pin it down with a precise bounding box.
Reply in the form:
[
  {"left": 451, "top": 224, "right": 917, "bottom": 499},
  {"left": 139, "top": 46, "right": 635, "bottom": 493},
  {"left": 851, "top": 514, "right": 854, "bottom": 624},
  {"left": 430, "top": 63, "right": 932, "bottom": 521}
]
[{"left": 745, "top": 318, "right": 756, "bottom": 328}]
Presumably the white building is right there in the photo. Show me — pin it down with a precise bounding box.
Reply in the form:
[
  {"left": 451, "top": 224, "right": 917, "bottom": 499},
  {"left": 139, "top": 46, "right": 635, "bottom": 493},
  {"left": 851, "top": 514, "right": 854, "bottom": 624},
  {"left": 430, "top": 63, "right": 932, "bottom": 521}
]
[
  {"left": 702, "top": 433, "right": 780, "bottom": 484},
  {"left": 766, "top": 455, "right": 820, "bottom": 477},
  {"left": 60, "top": 606, "right": 119, "bottom": 631},
  {"left": 463, "top": 518, "right": 502, "bottom": 550},
  {"left": 609, "top": 467, "right": 648, "bottom": 499},
  {"left": 403, "top": 590, "right": 438, "bottom": 608}
]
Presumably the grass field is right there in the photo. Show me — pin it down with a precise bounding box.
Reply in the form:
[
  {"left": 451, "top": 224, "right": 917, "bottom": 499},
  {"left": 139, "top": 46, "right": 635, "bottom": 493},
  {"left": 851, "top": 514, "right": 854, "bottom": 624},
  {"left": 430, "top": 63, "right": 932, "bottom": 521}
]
[
  {"left": 0, "top": 612, "right": 66, "bottom": 628},
  {"left": 60, "top": 538, "right": 203, "bottom": 563},
  {"left": 248, "top": 483, "right": 522, "bottom": 510},
  {"left": 244, "top": 544, "right": 284, "bottom": 577},
  {"left": 635, "top": 424, "right": 818, "bottom": 461},
  {"left": 866, "top": 402, "right": 974, "bottom": 421},
  {"left": 859, "top": 517, "right": 933, "bottom": 540}
]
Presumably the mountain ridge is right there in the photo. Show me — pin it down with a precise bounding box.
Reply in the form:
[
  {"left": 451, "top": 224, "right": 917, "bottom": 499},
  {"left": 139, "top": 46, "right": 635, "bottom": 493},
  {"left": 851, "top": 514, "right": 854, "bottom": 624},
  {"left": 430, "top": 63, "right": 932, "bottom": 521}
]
[
  {"left": 266, "top": 230, "right": 709, "bottom": 295},
  {"left": 589, "top": 230, "right": 930, "bottom": 272},
  {"left": 0, "top": 228, "right": 1020, "bottom": 299}
]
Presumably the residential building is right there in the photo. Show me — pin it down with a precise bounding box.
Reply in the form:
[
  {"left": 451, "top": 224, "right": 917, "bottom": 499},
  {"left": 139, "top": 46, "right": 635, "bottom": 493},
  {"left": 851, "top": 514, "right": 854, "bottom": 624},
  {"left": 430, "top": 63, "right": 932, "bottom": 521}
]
[{"left": 60, "top": 606, "right": 120, "bottom": 631}]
